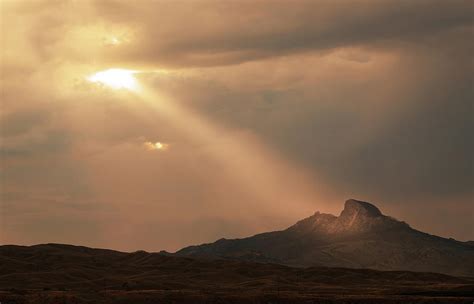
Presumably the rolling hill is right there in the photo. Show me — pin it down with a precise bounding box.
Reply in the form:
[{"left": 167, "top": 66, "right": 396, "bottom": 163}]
[{"left": 0, "top": 243, "right": 473, "bottom": 303}]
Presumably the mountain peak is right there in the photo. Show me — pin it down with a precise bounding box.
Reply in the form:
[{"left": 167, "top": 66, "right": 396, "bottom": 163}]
[
  {"left": 289, "top": 199, "right": 389, "bottom": 235},
  {"left": 176, "top": 198, "right": 473, "bottom": 276},
  {"left": 340, "top": 199, "right": 383, "bottom": 218}
]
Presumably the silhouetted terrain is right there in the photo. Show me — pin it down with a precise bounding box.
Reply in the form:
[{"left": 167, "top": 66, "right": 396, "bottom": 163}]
[
  {"left": 1, "top": 243, "right": 474, "bottom": 303},
  {"left": 177, "top": 199, "right": 474, "bottom": 276}
]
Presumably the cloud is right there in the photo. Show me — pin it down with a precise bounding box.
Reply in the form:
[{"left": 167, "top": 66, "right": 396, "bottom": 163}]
[{"left": 90, "top": 0, "right": 473, "bottom": 67}]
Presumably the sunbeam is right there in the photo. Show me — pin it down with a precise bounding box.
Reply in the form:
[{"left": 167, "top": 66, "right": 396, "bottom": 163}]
[{"left": 128, "top": 82, "right": 328, "bottom": 218}]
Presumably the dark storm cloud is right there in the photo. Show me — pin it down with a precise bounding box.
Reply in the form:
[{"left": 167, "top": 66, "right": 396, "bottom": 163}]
[
  {"left": 262, "top": 47, "right": 474, "bottom": 201},
  {"left": 94, "top": 0, "right": 473, "bottom": 67},
  {"left": 333, "top": 65, "right": 473, "bottom": 199}
]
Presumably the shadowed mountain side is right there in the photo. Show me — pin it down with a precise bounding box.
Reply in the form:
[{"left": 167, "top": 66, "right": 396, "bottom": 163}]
[
  {"left": 177, "top": 199, "right": 474, "bottom": 276},
  {"left": 0, "top": 243, "right": 473, "bottom": 303}
]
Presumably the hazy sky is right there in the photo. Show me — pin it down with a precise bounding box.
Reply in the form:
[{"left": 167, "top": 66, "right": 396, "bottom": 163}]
[{"left": 1, "top": 0, "right": 473, "bottom": 251}]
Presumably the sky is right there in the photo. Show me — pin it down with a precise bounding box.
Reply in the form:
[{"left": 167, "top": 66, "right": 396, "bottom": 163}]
[{"left": 0, "top": 0, "right": 473, "bottom": 252}]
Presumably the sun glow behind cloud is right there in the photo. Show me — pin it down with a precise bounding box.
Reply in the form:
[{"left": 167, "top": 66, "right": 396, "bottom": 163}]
[
  {"left": 144, "top": 141, "right": 169, "bottom": 151},
  {"left": 87, "top": 69, "right": 139, "bottom": 91}
]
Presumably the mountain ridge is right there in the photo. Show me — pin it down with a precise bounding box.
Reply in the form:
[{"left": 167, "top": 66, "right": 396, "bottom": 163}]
[{"left": 176, "top": 199, "right": 474, "bottom": 276}]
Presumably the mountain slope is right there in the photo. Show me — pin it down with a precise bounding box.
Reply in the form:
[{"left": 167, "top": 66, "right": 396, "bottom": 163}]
[{"left": 176, "top": 199, "right": 474, "bottom": 276}]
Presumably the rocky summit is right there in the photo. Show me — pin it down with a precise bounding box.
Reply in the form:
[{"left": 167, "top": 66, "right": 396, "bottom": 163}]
[{"left": 177, "top": 199, "right": 474, "bottom": 276}]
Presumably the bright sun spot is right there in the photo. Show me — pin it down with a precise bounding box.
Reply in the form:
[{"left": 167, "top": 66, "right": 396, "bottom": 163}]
[
  {"left": 87, "top": 69, "right": 139, "bottom": 91},
  {"left": 144, "top": 141, "right": 169, "bottom": 151}
]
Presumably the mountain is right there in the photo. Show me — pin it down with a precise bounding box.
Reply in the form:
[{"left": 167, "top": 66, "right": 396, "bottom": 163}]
[
  {"left": 177, "top": 199, "right": 474, "bottom": 276},
  {"left": 1, "top": 243, "right": 474, "bottom": 304}
]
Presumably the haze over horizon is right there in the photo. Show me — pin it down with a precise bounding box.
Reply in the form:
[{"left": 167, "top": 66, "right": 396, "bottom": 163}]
[{"left": 1, "top": 0, "right": 473, "bottom": 252}]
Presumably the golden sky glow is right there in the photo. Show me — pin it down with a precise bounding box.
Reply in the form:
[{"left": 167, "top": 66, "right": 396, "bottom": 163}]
[{"left": 1, "top": 0, "right": 472, "bottom": 251}]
